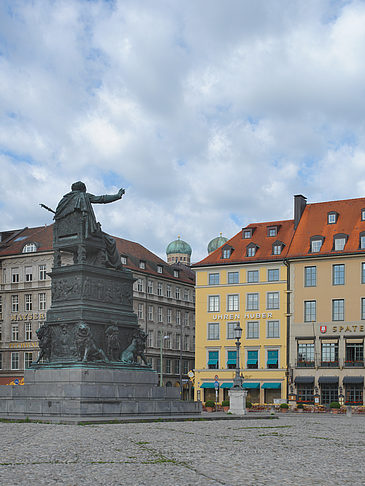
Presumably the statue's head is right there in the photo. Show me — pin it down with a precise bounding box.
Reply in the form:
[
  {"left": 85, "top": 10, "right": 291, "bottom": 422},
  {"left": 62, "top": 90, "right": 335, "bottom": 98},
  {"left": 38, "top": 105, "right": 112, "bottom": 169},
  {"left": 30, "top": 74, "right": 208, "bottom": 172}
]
[{"left": 71, "top": 181, "right": 87, "bottom": 192}]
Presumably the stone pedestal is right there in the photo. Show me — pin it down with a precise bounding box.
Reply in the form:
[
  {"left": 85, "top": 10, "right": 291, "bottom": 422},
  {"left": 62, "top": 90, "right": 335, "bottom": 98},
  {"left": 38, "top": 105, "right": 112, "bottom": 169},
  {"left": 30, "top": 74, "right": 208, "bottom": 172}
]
[{"left": 228, "top": 388, "right": 248, "bottom": 415}]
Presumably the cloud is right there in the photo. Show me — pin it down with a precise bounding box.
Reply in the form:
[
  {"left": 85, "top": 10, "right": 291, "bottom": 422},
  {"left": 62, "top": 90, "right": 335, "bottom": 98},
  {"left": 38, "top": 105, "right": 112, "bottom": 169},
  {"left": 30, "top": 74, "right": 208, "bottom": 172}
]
[{"left": 1, "top": 0, "right": 365, "bottom": 262}]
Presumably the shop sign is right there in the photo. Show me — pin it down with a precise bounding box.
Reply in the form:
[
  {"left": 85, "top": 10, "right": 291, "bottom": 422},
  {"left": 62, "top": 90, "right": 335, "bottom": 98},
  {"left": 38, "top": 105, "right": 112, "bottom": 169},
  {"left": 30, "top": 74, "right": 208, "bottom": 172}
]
[
  {"left": 11, "top": 313, "right": 46, "bottom": 321},
  {"left": 320, "top": 326, "right": 327, "bottom": 333},
  {"left": 8, "top": 341, "right": 39, "bottom": 349},
  {"left": 212, "top": 313, "right": 273, "bottom": 321},
  {"left": 319, "top": 324, "right": 365, "bottom": 334}
]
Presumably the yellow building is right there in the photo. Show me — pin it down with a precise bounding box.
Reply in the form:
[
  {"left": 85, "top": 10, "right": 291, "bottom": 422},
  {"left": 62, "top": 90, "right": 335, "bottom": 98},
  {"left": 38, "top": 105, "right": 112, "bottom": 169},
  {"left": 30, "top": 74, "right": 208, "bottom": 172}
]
[{"left": 193, "top": 220, "right": 294, "bottom": 405}]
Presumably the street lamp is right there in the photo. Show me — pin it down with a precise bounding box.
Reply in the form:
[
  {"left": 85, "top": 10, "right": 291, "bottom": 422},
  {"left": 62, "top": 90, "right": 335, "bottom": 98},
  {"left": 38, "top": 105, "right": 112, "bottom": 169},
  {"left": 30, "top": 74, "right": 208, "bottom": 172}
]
[
  {"left": 160, "top": 334, "right": 169, "bottom": 387},
  {"left": 232, "top": 323, "right": 243, "bottom": 389}
]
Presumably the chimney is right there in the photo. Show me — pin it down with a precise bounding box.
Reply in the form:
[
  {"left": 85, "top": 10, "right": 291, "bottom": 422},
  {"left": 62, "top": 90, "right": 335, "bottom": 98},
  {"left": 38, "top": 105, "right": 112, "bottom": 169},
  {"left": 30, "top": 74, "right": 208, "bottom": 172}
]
[{"left": 294, "top": 195, "right": 307, "bottom": 229}]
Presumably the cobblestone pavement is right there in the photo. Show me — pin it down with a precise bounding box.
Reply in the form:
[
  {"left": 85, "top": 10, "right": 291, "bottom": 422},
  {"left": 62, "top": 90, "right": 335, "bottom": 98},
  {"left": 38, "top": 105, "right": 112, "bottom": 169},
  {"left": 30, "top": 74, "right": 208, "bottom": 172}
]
[{"left": 1, "top": 414, "right": 365, "bottom": 486}]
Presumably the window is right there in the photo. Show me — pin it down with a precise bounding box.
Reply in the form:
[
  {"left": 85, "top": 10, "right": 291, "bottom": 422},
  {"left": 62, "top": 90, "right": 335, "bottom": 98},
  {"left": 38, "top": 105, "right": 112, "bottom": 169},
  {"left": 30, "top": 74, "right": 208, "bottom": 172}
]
[
  {"left": 165, "top": 332, "right": 171, "bottom": 349},
  {"left": 247, "top": 270, "right": 259, "bottom": 283},
  {"left": 208, "top": 350, "right": 219, "bottom": 369},
  {"left": 267, "top": 227, "right": 277, "bottom": 237},
  {"left": 175, "top": 287, "right": 181, "bottom": 300},
  {"left": 334, "top": 237, "right": 346, "bottom": 251},
  {"left": 321, "top": 384, "right": 338, "bottom": 404},
  {"left": 25, "top": 322, "right": 32, "bottom": 341},
  {"left": 175, "top": 334, "right": 181, "bottom": 350},
  {"left": 183, "top": 360, "right": 189, "bottom": 374},
  {"left": 176, "top": 310, "right": 181, "bottom": 325},
  {"left": 227, "top": 350, "right": 237, "bottom": 369},
  {"left": 247, "top": 350, "right": 258, "bottom": 369},
  {"left": 208, "top": 322, "right": 219, "bottom": 340},
  {"left": 12, "top": 295, "right": 19, "bottom": 312},
  {"left": 247, "top": 246, "right": 256, "bottom": 257},
  {"left": 184, "top": 289, "right": 189, "bottom": 301},
  {"left": 157, "top": 282, "right": 163, "bottom": 296},
  {"left": 25, "top": 352, "right": 33, "bottom": 369},
  {"left": 11, "top": 352, "right": 19, "bottom": 370},
  {"left": 246, "top": 293, "right": 259, "bottom": 310},
  {"left": 0, "top": 352, "right": 2, "bottom": 369},
  {"left": 321, "top": 342, "right": 338, "bottom": 366},
  {"left": 0, "top": 324, "right": 2, "bottom": 341},
  {"left": 327, "top": 212, "right": 337, "bottom": 224},
  {"left": 12, "top": 324, "right": 19, "bottom": 341},
  {"left": 227, "top": 294, "right": 239, "bottom": 311},
  {"left": 174, "top": 359, "right": 180, "bottom": 374},
  {"left": 243, "top": 229, "right": 252, "bottom": 239},
  {"left": 22, "top": 242, "right": 37, "bottom": 253},
  {"left": 297, "top": 343, "right": 315, "bottom": 367},
  {"left": 267, "top": 349, "right": 279, "bottom": 368},
  {"left": 165, "top": 359, "right": 171, "bottom": 374},
  {"left": 166, "top": 285, "right": 172, "bottom": 298},
  {"left": 158, "top": 306, "right": 163, "bottom": 322},
  {"left": 333, "top": 264, "right": 345, "bottom": 285},
  {"left": 247, "top": 321, "right": 259, "bottom": 339},
  {"left": 332, "top": 299, "right": 344, "bottom": 321},
  {"left": 267, "top": 292, "right": 279, "bottom": 309},
  {"left": 173, "top": 270, "right": 179, "bottom": 278},
  {"left": 148, "top": 305, "right": 153, "bottom": 321},
  {"left": 147, "top": 280, "right": 153, "bottom": 294},
  {"left": 138, "top": 303, "right": 143, "bottom": 319},
  {"left": 156, "top": 331, "right": 162, "bottom": 348},
  {"left": 184, "top": 313, "right": 189, "bottom": 326},
  {"left": 360, "top": 233, "right": 365, "bottom": 249},
  {"left": 139, "top": 261, "right": 146, "bottom": 269},
  {"left": 167, "top": 308, "right": 172, "bottom": 324},
  {"left": 222, "top": 248, "right": 231, "bottom": 259},
  {"left": 209, "top": 273, "right": 219, "bottom": 285},
  {"left": 272, "top": 244, "right": 282, "bottom": 255},
  {"left": 362, "top": 299, "right": 365, "bottom": 320},
  {"left": 227, "top": 322, "right": 237, "bottom": 339},
  {"left": 362, "top": 209, "right": 365, "bottom": 221},
  {"left": 268, "top": 269, "right": 279, "bottom": 282},
  {"left": 228, "top": 272, "right": 239, "bottom": 284},
  {"left": 183, "top": 335, "right": 189, "bottom": 351},
  {"left": 137, "top": 278, "right": 143, "bottom": 292},
  {"left": 39, "top": 265, "right": 47, "bottom": 281},
  {"left": 304, "top": 300, "right": 316, "bottom": 322},
  {"left": 311, "top": 238, "right": 323, "bottom": 253},
  {"left": 297, "top": 384, "right": 314, "bottom": 403},
  {"left": 208, "top": 296, "right": 220, "bottom": 312},
  {"left": 25, "top": 294, "right": 32, "bottom": 311},
  {"left": 0, "top": 296, "right": 2, "bottom": 314},
  {"left": 304, "top": 266, "right": 317, "bottom": 287},
  {"left": 345, "top": 342, "right": 364, "bottom": 367},
  {"left": 38, "top": 293, "right": 46, "bottom": 311},
  {"left": 11, "top": 268, "right": 19, "bottom": 283},
  {"left": 147, "top": 331, "right": 153, "bottom": 348},
  {"left": 121, "top": 256, "right": 127, "bottom": 265},
  {"left": 345, "top": 384, "right": 363, "bottom": 405},
  {"left": 157, "top": 265, "right": 163, "bottom": 274},
  {"left": 362, "top": 263, "right": 365, "bottom": 284},
  {"left": 267, "top": 320, "right": 280, "bottom": 338},
  {"left": 25, "top": 266, "right": 33, "bottom": 282}
]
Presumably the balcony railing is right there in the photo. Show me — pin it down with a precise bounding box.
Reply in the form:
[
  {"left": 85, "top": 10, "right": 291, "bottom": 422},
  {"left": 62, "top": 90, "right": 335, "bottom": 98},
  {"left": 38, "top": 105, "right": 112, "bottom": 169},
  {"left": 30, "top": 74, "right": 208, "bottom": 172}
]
[
  {"left": 320, "top": 360, "right": 339, "bottom": 368},
  {"left": 296, "top": 360, "right": 315, "bottom": 368},
  {"left": 344, "top": 360, "right": 365, "bottom": 368}
]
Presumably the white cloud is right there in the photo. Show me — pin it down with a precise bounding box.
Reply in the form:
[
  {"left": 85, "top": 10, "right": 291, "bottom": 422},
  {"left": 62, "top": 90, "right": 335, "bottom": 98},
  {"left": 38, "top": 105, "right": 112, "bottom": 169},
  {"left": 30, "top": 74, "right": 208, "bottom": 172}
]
[{"left": 1, "top": 0, "right": 365, "bottom": 261}]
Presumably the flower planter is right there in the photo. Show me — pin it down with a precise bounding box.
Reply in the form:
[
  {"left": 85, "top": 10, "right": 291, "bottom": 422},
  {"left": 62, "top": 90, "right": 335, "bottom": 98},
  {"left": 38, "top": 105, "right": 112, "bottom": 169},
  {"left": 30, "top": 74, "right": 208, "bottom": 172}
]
[
  {"left": 223, "top": 406, "right": 230, "bottom": 412},
  {"left": 205, "top": 407, "right": 214, "bottom": 412}
]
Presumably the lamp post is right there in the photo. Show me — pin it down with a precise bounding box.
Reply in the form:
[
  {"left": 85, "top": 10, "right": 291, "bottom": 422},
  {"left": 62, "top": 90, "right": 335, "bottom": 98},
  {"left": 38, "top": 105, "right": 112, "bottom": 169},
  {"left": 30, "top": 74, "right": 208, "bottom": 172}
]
[
  {"left": 159, "top": 334, "right": 169, "bottom": 387},
  {"left": 232, "top": 323, "right": 243, "bottom": 388}
]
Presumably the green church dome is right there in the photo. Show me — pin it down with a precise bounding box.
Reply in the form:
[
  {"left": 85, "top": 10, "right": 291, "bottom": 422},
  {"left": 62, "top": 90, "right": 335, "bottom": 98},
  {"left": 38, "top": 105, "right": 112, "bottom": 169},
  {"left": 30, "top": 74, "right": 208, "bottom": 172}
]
[
  {"left": 166, "top": 236, "right": 192, "bottom": 256},
  {"left": 208, "top": 233, "right": 228, "bottom": 254}
]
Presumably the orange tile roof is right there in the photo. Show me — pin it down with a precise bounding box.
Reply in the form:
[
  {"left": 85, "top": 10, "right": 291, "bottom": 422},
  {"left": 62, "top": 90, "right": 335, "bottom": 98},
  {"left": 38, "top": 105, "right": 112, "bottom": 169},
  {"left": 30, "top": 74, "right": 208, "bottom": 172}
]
[
  {"left": 194, "top": 219, "right": 295, "bottom": 267},
  {"left": 0, "top": 225, "right": 194, "bottom": 284},
  {"left": 288, "top": 197, "right": 365, "bottom": 258}
]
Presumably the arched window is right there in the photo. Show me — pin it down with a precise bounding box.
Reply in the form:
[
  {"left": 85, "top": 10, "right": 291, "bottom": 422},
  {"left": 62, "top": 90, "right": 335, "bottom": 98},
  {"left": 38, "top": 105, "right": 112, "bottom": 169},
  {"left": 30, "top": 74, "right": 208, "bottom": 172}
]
[{"left": 22, "top": 242, "right": 37, "bottom": 253}]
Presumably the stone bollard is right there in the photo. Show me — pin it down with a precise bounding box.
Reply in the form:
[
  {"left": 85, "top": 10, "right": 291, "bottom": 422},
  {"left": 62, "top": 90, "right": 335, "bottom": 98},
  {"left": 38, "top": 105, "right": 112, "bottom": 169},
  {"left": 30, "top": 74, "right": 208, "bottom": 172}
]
[{"left": 346, "top": 406, "right": 352, "bottom": 417}]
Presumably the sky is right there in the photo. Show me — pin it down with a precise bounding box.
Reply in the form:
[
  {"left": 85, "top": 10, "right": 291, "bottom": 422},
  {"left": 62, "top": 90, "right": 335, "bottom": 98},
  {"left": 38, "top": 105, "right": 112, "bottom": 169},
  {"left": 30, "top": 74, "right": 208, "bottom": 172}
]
[{"left": 1, "top": 0, "right": 365, "bottom": 262}]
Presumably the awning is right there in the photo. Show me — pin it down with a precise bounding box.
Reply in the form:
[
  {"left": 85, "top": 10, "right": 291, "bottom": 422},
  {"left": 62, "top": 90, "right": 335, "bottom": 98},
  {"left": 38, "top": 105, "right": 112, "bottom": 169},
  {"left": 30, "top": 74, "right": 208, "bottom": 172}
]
[
  {"left": 220, "top": 383, "right": 233, "bottom": 389},
  {"left": 200, "top": 383, "right": 215, "bottom": 388},
  {"left": 247, "top": 359, "right": 258, "bottom": 365},
  {"left": 207, "top": 359, "right": 218, "bottom": 365},
  {"left": 227, "top": 359, "right": 237, "bottom": 365},
  {"left": 242, "top": 382, "right": 260, "bottom": 389},
  {"left": 343, "top": 376, "right": 364, "bottom": 384},
  {"left": 318, "top": 376, "right": 339, "bottom": 384},
  {"left": 267, "top": 359, "right": 278, "bottom": 365},
  {"left": 295, "top": 376, "right": 315, "bottom": 384},
  {"left": 262, "top": 382, "right": 281, "bottom": 389}
]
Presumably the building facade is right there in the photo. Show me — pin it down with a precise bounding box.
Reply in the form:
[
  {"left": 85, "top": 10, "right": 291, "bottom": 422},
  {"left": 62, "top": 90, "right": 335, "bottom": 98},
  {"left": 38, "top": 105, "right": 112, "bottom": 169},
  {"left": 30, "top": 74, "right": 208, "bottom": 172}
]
[
  {"left": 193, "top": 220, "right": 294, "bottom": 404},
  {"left": 0, "top": 226, "right": 195, "bottom": 396}
]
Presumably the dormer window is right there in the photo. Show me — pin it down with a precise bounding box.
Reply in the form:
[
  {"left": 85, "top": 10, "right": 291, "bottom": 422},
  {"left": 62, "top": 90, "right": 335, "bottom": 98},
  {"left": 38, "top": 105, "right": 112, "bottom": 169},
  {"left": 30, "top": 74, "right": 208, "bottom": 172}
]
[
  {"left": 267, "top": 226, "right": 277, "bottom": 237},
  {"left": 310, "top": 236, "right": 324, "bottom": 253},
  {"left": 327, "top": 212, "right": 338, "bottom": 224},
  {"left": 246, "top": 242, "right": 258, "bottom": 257},
  {"left": 157, "top": 265, "right": 163, "bottom": 274},
  {"left": 272, "top": 240, "right": 285, "bottom": 255},
  {"left": 121, "top": 255, "right": 127, "bottom": 265},
  {"left": 362, "top": 209, "right": 365, "bottom": 221},
  {"left": 333, "top": 233, "right": 348, "bottom": 251},
  {"left": 221, "top": 244, "right": 233, "bottom": 259},
  {"left": 173, "top": 269, "right": 179, "bottom": 278},
  {"left": 243, "top": 229, "right": 252, "bottom": 239},
  {"left": 22, "top": 242, "right": 37, "bottom": 253},
  {"left": 139, "top": 261, "right": 146, "bottom": 269},
  {"left": 360, "top": 232, "right": 365, "bottom": 249}
]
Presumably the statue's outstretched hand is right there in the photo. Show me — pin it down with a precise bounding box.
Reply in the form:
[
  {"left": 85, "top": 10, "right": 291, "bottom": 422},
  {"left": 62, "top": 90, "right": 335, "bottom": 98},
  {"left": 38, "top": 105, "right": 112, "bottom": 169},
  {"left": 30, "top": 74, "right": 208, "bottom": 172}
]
[{"left": 118, "top": 188, "right": 125, "bottom": 198}]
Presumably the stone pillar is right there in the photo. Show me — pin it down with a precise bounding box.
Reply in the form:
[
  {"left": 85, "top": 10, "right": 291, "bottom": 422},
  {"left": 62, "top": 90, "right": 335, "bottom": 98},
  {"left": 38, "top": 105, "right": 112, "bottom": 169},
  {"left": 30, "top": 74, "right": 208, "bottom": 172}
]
[{"left": 228, "top": 389, "right": 247, "bottom": 415}]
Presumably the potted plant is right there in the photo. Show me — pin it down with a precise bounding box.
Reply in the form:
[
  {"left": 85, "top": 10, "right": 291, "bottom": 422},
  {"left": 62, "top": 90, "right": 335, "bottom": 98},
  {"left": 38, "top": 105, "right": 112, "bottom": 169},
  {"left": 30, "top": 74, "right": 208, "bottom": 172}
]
[
  {"left": 330, "top": 401, "right": 341, "bottom": 413},
  {"left": 204, "top": 400, "right": 215, "bottom": 412},
  {"left": 246, "top": 400, "right": 253, "bottom": 409},
  {"left": 296, "top": 403, "right": 304, "bottom": 412},
  {"left": 279, "top": 403, "right": 289, "bottom": 412},
  {"left": 222, "top": 399, "right": 230, "bottom": 412}
]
